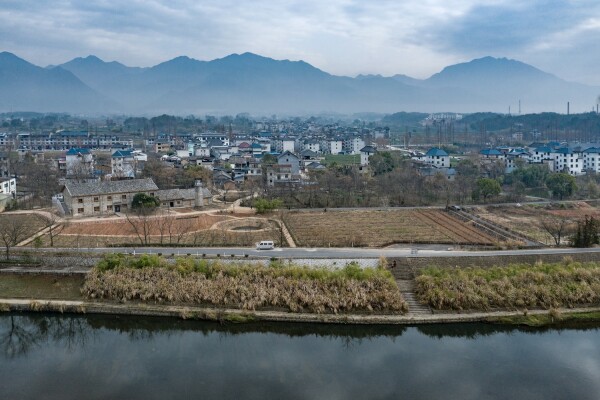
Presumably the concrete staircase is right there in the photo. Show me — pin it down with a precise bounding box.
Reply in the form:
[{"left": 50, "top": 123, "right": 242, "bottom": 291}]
[{"left": 392, "top": 266, "right": 432, "bottom": 315}]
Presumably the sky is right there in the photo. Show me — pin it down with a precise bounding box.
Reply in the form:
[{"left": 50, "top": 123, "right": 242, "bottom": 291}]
[{"left": 1, "top": 0, "right": 600, "bottom": 85}]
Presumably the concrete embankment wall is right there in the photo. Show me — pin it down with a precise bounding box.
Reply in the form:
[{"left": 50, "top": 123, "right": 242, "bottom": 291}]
[{"left": 3, "top": 298, "right": 600, "bottom": 326}]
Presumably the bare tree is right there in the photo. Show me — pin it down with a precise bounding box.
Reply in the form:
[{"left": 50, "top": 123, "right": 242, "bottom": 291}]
[
  {"left": 170, "top": 216, "right": 195, "bottom": 244},
  {"left": 0, "top": 215, "right": 30, "bottom": 259},
  {"left": 156, "top": 211, "right": 172, "bottom": 245},
  {"left": 125, "top": 207, "right": 158, "bottom": 245},
  {"left": 36, "top": 212, "right": 67, "bottom": 247},
  {"left": 540, "top": 216, "right": 573, "bottom": 246}
]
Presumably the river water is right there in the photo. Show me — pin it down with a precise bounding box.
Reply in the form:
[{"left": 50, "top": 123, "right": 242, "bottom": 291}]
[{"left": 0, "top": 313, "right": 599, "bottom": 400}]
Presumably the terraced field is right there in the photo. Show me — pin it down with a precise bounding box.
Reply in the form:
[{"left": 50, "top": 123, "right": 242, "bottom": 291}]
[
  {"left": 284, "top": 209, "right": 496, "bottom": 247},
  {"left": 473, "top": 203, "right": 600, "bottom": 245}
]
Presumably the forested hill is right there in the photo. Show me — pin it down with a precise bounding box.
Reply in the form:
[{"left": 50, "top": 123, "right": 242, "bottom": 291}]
[{"left": 460, "top": 112, "right": 600, "bottom": 132}]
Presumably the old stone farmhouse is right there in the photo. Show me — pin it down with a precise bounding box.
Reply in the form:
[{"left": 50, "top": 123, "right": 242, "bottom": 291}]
[
  {"left": 62, "top": 178, "right": 159, "bottom": 216},
  {"left": 61, "top": 178, "right": 212, "bottom": 217}
]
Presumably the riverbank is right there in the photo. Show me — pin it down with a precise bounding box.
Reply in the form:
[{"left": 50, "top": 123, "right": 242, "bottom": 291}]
[{"left": 2, "top": 298, "right": 600, "bottom": 326}]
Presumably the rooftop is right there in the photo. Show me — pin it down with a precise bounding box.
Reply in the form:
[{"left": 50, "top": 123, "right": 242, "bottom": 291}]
[{"left": 64, "top": 178, "right": 158, "bottom": 197}]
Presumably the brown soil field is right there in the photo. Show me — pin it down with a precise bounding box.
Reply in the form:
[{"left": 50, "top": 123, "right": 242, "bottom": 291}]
[
  {"left": 284, "top": 209, "right": 496, "bottom": 247},
  {"left": 61, "top": 214, "right": 225, "bottom": 236},
  {"left": 39, "top": 213, "right": 282, "bottom": 248},
  {"left": 44, "top": 228, "right": 282, "bottom": 248}
]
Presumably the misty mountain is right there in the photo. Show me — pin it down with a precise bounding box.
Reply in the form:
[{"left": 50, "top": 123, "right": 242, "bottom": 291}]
[
  {"left": 2, "top": 51, "right": 599, "bottom": 115},
  {"left": 0, "top": 52, "right": 118, "bottom": 113},
  {"left": 59, "top": 55, "right": 145, "bottom": 91},
  {"left": 421, "top": 56, "right": 597, "bottom": 112}
]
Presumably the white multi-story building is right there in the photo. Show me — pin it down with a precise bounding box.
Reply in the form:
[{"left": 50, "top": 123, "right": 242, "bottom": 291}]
[
  {"left": 303, "top": 139, "right": 320, "bottom": 153},
  {"left": 551, "top": 148, "right": 583, "bottom": 175},
  {"left": 65, "top": 148, "right": 94, "bottom": 178},
  {"left": 360, "top": 146, "right": 376, "bottom": 166},
  {"left": 0, "top": 177, "right": 16, "bottom": 196},
  {"left": 583, "top": 148, "right": 600, "bottom": 173},
  {"left": 424, "top": 148, "right": 450, "bottom": 168},
  {"left": 111, "top": 149, "right": 147, "bottom": 179},
  {"left": 329, "top": 140, "right": 343, "bottom": 155},
  {"left": 530, "top": 146, "right": 553, "bottom": 163},
  {"left": 344, "top": 137, "right": 365, "bottom": 155}
]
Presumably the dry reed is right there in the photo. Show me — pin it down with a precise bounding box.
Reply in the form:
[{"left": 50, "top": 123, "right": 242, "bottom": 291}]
[
  {"left": 83, "top": 255, "right": 407, "bottom": 314},
  {"left": 416, "top": 261, "right": 600, "bottom": 311}
]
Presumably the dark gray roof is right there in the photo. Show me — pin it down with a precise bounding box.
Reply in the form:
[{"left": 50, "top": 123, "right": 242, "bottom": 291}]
[
  {"left": 64, "top": 178, "right": 158, "bottom": 197},
  {"left": 156, "top": 187, "right": 211, "bottom": 201},
  {"left": 360, "top": 146, "right": 377, "bottom": 153}
]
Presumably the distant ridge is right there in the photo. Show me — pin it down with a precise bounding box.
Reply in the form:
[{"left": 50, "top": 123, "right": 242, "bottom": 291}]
[
  {"left": 0, "top": 52, "right": 118, "bottom": 113},
  {"left": 0, "top": 51, "right": 597, "bottom": 115}
]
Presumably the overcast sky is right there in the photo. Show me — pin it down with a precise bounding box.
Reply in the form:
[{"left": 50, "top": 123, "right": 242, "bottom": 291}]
[{"left": 1, "top": 0, "right": 600, "bottom": 85}]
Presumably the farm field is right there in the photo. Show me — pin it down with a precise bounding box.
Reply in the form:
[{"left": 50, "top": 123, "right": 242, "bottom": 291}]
[
  {"left": 61, "top": 214, "right": 225, "bottom": 236},
  {"left": 474, "top": 203, "right": 600, "bottom": 245},
  {"left": 284, "top": 209, "right": 497, "bottom": 247},
  {"left": 36, "top": 213, "right": 283, "bottom": 248}
]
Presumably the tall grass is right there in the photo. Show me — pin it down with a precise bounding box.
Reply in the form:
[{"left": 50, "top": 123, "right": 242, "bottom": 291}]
[
  {"left": 84, "top": 255, "right": 407, "bottom": 314},
  {"left": 415, "top": 261, "right": 600, "bottom": 311}
]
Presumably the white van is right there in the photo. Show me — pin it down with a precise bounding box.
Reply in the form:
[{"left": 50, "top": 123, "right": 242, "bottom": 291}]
[{"left": 256, "top": 240, "right": 275, "bottom": 250}]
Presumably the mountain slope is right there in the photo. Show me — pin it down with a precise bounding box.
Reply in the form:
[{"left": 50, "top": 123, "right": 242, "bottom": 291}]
[
  {"left": 0, "top": 52, "right": 118, "bottom": 113},
  {"left": 423, "top": 56, "right": 597, "bottom": 112},
  {"left": 5, "top": 52, "right": 600, "bottom": 114}
]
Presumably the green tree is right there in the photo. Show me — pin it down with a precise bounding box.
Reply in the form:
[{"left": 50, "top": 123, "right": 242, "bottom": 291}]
[
  {"left": 254, "top": 198, "right": 283, "bottom": 214},
  {"left": 474, "top": 178, "right": 501, "bottom": 202},
  {"left": 546, "top": 173, "right": 577, "bottom": 199},
  {"left": 131, "top": 193, "right": 160, "bottom": 209},
  {"left": 369, "top": 152, "right": 398, "bottom": 175}
]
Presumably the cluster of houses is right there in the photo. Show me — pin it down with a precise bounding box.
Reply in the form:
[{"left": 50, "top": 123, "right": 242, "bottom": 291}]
[
  {"left": 479, "top": 142, "right": 600, "bottom": 175},
  {"left": 145, "top": 130, "right": 380, "bottom": 187},
  {"left": 50, "top": 148, "right": 149, "bottom": 182}
]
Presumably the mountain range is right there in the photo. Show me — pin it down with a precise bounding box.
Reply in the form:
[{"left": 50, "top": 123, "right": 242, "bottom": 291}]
[{"left": 0, "top": 51, "right": 598, "bottom": 115}]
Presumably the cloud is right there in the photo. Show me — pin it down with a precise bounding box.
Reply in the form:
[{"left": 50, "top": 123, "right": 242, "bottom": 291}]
[{"left": 0, "top": 0, "right": 599, "bottom": 84}]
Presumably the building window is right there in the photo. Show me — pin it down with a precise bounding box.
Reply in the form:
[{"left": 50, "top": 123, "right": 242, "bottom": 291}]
[
  {"left": 107, "top": 196, "right": 112, "bottom": 201},
  {"left": 94, "top": 206, "right": 100, "bottom": 212},
  {"left": 122, "top": 194, "right": 127, "bottom": 200},
  {"left": 77, "top": 208, "right": 84, "bottom": 213},
  {"left": 78, "top": 198, "right": 83, "bottom": 204},
  {"left": 93, "top": 196, "right": 99, "bottom": 202}
]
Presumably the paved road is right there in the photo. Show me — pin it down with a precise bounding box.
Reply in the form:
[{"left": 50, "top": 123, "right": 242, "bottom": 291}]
[{"left": 20, "top": 245, "right": 600, "bottom": 259}]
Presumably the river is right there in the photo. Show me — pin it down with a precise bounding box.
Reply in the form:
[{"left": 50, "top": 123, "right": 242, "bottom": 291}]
[{"left": 0, "top": 313, "right": 599, "bottom": 399}]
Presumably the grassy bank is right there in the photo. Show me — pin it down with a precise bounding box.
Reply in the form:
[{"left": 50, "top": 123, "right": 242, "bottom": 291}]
[
  {"left": 487, "top": 310, "right": 600, "bottom": 327},
  {"left": 0, "top": 274, "right": 84, "bottom": 300},
  {"left": 83, "top": 254, "right": 407, "bottom": 314},
  {"left": 415, "top": 259, "right": 600, "bottom": 311}
]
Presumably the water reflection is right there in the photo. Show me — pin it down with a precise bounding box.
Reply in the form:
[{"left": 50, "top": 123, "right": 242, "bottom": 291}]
[
  {"left": 0, "top": 313, "right": 599, "bottom": 400},
  {"left": 0, "top": 314, "right": 92, "bottom": 358}
]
